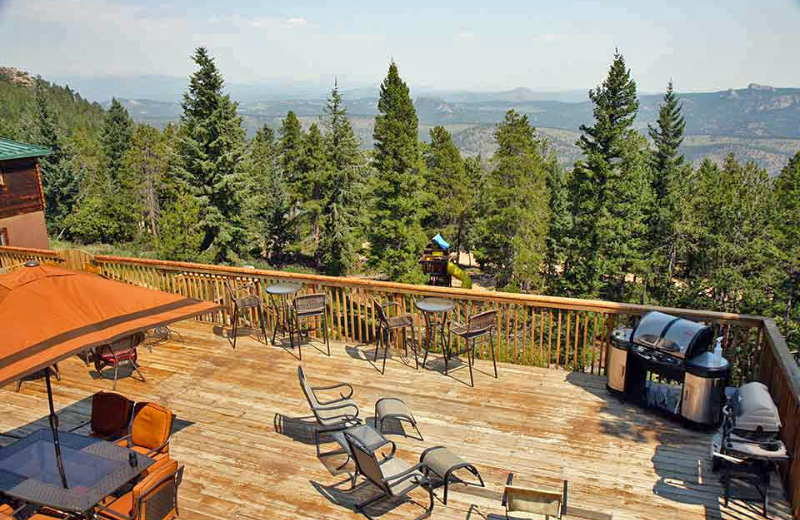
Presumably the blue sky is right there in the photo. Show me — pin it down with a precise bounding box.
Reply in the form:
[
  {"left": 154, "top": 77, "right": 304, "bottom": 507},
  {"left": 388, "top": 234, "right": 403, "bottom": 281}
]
[{"left": 1, "top": 0, "right": 799, "bottom": 92}]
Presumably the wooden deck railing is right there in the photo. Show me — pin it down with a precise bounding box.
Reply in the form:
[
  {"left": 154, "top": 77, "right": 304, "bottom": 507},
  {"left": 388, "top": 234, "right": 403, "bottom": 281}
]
[{"left": 2, "top": 245, "right": 799, "bottom": 516}]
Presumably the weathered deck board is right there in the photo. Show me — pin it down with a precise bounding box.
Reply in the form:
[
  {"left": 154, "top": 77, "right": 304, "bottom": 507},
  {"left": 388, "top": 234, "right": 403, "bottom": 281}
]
[{"left": 0, "top": 320, "right": 791, "bottom": 520}]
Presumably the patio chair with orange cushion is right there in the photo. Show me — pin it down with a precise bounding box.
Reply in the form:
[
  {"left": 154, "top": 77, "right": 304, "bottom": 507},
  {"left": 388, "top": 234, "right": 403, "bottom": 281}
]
[
  {"left": 96, "top": 459, "right": 184, "bottom": 520},
  {"left": 94, "top": 332, "right": 147, "bottom": 391},
  {"left": 70, "top": 391, "right": 134, "bottom": 441},
  {"left": 116, "top": 402, "right": 175, "bottom": 476}
]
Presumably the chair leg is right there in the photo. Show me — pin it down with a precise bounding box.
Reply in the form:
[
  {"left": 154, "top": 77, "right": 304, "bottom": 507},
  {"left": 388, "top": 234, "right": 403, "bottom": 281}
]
[
  {"left": 131, "top": 360, "right": 146, "bottom": 383},
  {"left": 231, "top": 306, "right": 239, "bottom": 350},
  {"left": 468, "top": 341, "right": 475, "bottom": 387},
  {"left": 382, "top": 330, "right": 390, "bottom": 375},
  {"left": 15, "top": 380, "right": 22, "bottom": 393},
  {"left": 53, "top": 363, "right": 61, "bottom": 381},
  {"left": 374, "top": 325, "right": 382, "bottom": 363},
  {"left": 323, "top": 313, "right": 331, "bottom": 356},
  {"left": 410, "top": 325, "right": 418, "bottom": 370},
  {"left": 490, "top": 334, "right": 498, "bottom": 378},
  {"left": 112, "top": 362, "right": 119, "bottom": 391},
  {"left": 258, "top": 306, "right": 268, "bottom": 345},
  {"left": 421, "top": 341, "right": 429, "bottom": 370},
  {"left": 295, "top": 317, "right": 302, "bottom": 361}
]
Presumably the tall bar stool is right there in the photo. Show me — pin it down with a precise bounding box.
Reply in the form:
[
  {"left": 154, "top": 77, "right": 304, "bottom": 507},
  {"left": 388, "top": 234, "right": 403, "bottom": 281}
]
[
  {"left": 447, "top": 309, "right": 498, "bottom": 387},
  {"left": 224, "top": 280, "right": 267, "bottom": 349},
  {"left": 291, "top": 294, "right": 330, "bottom": 359},
  {"left": 373, "top": 298, "right": 418, "bottom": 375}
]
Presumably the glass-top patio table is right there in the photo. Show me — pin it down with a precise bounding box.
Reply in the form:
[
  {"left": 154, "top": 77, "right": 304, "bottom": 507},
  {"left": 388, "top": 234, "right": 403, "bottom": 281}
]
[{"left": 0, "top": 429, "right": 153, "bottom": 517}]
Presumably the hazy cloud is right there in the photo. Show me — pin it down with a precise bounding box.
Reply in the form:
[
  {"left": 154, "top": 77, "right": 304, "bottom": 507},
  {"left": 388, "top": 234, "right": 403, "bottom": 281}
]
[
  {"left": 286, "top": 17, "right": 308, "bottom": 28},
  {"left": 456, "top": 31, "right": 475, "bottom": 40}
]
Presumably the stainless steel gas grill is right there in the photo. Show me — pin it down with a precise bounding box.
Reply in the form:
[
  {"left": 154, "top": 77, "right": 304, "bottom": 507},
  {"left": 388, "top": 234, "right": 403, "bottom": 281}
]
[
  {"left": 608, "top": 311, "right": 730, "bottom": 426},
  {"left": 711, "top": 382, "right": 789, "bottom": 518}
]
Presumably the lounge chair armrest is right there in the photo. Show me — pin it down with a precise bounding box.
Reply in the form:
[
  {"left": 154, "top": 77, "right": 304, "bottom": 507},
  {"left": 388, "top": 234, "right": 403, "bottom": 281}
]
[
  {"left": 383, "top": 463, "right": 428, "bottom": 485},
  {"left": 312, "top": 401, "right": 360, "bottom": 413},
  {"left": 312, "top": 382, "right": 354, "bottom": 403},
  {"left": 69, "top": 419, "right": 92, "bottom": 433}
]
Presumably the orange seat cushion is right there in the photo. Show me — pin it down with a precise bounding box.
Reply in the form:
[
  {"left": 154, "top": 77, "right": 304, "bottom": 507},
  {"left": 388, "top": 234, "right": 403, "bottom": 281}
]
[
  {"left": 97, "top": 489, "right": 134, "bottom": 520},
  {"left": 130, "top": 403, "right": 173, "bottom": 453},
  {"left": 0, "top": 505, "right": 12, "bottom": 514}
]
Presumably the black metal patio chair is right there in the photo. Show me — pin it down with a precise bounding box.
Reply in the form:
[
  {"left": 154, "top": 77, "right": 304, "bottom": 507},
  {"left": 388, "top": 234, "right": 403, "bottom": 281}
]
[
  {"left": 224, "top": 280, "right": 267, "bottom": 349},
  {"left": 446, "top": 309, "right": 498, "bottom": 387},
  {"left": 298, "top": 366, "right": 362, "bottom": 459},
  {"left": 373, "top": 298, "right": 418, "bottom": 374},
  {"left": 291, "top": 293, "right": 330, "bottom": 359},
  {"left": 344, "top": 430, "right": 434, "bottom": 520}
]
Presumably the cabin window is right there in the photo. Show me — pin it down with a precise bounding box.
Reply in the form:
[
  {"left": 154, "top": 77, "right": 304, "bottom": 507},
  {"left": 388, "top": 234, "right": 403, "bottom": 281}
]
[{"left": 0, "top": 228, "right": 8, "bottom": 246}]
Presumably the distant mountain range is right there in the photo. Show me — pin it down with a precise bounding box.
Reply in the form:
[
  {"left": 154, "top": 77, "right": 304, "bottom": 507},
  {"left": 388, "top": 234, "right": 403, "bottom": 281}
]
[{"left": 5, "top": 67, "right": 798, "bottom": 175}]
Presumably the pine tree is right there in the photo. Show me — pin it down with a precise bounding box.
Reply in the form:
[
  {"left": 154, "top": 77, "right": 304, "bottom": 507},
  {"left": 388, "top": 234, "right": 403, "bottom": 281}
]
[
  {"left": 279, "top": 110, "right": 304, "bottom": 199},
  {"left": 34, "top": 77, "right": 78, "bottom": 233},
  {"left": 681, "top": 155, "right": 779, "bottom": 315},
  {"left": 648, "top": 81, "right": 685, "bottom": 194},
  {"left": 544, "top": 158, "right": 572, "bottom": 293},
  {"left": 566, "top": 50, "right": 651, "bottom": 300},
  {"left": 156, "top": 193, "right": 206, "bottom": 262},
  {"left": 175, "top": 47, "right": 247, "bottom": 263},
  {"left": 646, "top": 81, "right": 688, "bottom": 302},
  {"left": 475, "top": 110, "right": 550, "bottom": 291},
  {"left": 244, "top": 125, "right": 297, "bottom": 265},
  {"left": 423, "top": 126, "right": 475, "bottom": 252},
  {"left": 101, "top": 98, "right": 134, "bottom": 184},
  {"left": 369, "top": 61, "right": 426, "bottom": 282},
  {"left": 773, "top": 152, "right": 800, "bottom": 351},
  {"left": 297, "top": 123, "right": 332, "bottom": 257},
  {"left": 123, "top": 125, "right": 169, "bottom": 236},
  {"left": 318, "top": 81, "right": 364, "bottom": 275}
]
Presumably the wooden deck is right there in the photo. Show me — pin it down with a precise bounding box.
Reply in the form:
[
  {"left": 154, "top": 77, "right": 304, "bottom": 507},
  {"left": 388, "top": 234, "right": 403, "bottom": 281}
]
[{"left": 0, "top": 321, "right": 792, "bottom": 520}]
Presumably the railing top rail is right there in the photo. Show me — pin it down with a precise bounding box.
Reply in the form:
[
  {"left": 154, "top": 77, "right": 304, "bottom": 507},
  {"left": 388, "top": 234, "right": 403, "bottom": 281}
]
[
  {"left": 0, "top": 245, "right": 62, "bottom": 258},
  {"left": 91, "top": 253, "right": 765, "bottom": 327}
]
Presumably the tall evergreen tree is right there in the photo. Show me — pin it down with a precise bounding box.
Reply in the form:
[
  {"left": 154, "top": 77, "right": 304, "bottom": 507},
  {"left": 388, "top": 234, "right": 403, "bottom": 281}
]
[
  {"left": 244, "top": 125, "right": 297, "bottom": 265},
  {"left": 647, "top": 81, "right": 688, "bottom": 302},
  {"left": 773, "top": 152, "right": 800, "bottom": 351},
  {"left": 544, "top": 158, "right": 572, "bottom": 293},
  {"left": 34, "top": 77, "right": 77, "bottom": 233},
  {"left": 279, "top": 110, "right": 304, "bottom": 199},
  {"left": 175, "top": 47, "right": 247, "bottom": 263},
  {"left": 101, "top": 98, "right": 134, "bottom": 184},
  {"left": 318, "top": 81, "right": 364, "bottom": 275},
  {"left": 680, "top": 156, "right": 779, "bottom": 315},
  {"left": 475, "top": 110, "right": 550, "bottom": 291},
  {"left": 297, "top": 123, "right": 332, "bottom": 256},
  {"left": 648, "top": 81, "right": 685, "bottom": 192},
  {"left": 123, "top": 125, "right": 169, "bottom": 236},
  {"left": 566, "top": 50, "right": 651, "bottom": 300},
  {"left": 369, "top": 61, "right": 426, "bottom": 282},
  {"left": 423, "top": 126, "right": 475, "bottom": 252}
]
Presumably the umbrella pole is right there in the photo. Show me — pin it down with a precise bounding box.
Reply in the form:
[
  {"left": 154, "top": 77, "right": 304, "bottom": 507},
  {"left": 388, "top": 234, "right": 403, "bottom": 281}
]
[{"left": 45, "top": 367, "right": 68, "bottom": 489}]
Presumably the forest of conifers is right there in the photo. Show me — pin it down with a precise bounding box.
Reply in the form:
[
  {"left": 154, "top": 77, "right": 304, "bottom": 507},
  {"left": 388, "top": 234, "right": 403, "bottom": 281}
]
[{"left": 1, "top": 48, "right": 798, "bottom": 352}]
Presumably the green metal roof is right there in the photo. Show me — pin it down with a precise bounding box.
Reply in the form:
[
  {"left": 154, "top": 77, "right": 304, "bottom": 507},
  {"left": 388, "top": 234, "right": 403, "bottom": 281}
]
[{"left": 0, "top": 138, "right": 51, "bottom": 161}]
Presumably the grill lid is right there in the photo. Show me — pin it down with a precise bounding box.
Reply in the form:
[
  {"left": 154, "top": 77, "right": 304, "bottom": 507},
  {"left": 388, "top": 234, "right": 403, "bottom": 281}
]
[
  {"left": 631, "top": 311, "right": 712, "bottom": 360},
  {"left": 730, "top": 382, "right": 782, "bottom": 434}
]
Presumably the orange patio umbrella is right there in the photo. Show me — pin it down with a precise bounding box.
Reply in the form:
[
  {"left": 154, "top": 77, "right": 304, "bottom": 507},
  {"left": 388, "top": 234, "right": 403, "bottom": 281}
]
[{"left": 0, "top": 261, "right": 222, "bottom": 487}]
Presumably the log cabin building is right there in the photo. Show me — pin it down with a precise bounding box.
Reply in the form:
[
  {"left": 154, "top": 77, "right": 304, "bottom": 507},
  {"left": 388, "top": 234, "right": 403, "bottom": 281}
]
[{"left": 0, "top": 138, "right": 51, "bottom": 249}]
